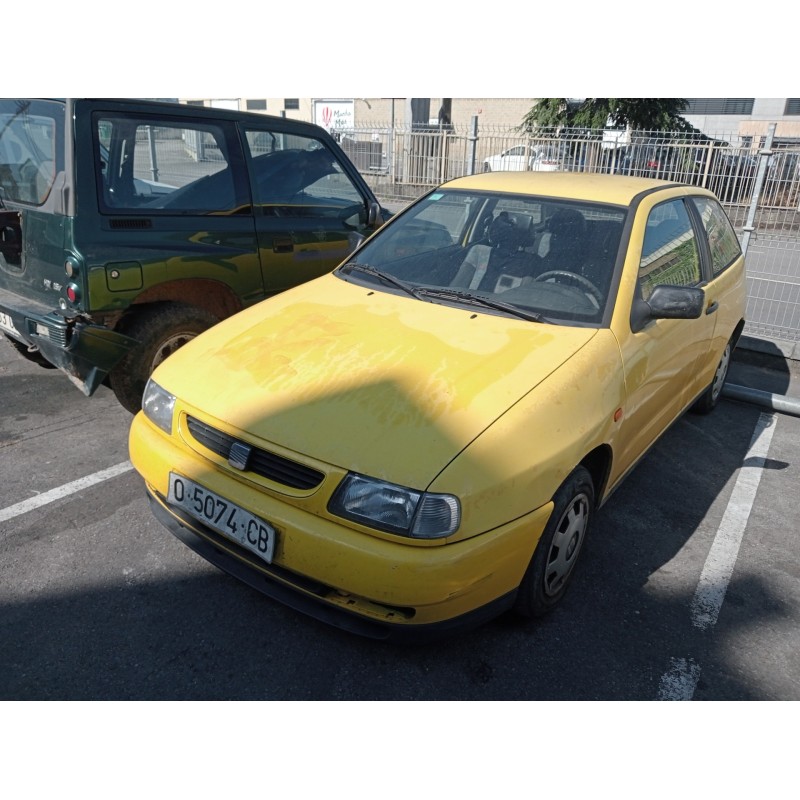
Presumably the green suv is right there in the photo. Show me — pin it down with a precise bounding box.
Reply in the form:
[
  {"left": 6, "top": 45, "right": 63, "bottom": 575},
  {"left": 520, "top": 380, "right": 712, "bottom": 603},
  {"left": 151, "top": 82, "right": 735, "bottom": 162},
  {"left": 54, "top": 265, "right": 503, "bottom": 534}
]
[{"left": 0, "top": 98, "right": 389, "bottom": 411}]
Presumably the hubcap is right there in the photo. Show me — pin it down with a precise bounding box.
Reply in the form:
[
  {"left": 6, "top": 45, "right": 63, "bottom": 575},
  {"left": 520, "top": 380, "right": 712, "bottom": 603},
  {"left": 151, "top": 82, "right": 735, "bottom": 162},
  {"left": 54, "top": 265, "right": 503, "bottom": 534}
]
[
  {"left": 151, "top": 332, "right": 197, "bottom": 372},
  {"left": 711, "top": 344, "right": 731, "bottom": 402},
  {"left": 543, "top": 493, "right": 590, "bottom": 597}
]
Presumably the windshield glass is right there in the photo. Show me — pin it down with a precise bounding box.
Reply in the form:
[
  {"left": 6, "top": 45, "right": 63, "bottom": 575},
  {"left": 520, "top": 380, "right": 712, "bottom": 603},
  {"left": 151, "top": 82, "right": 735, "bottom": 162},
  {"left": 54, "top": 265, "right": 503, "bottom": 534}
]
[
  {"left": 340, "top": 188, "right": 627, "bottom": 325},
  {"left": 0, "top": 99, "right": 64, "bottom": 205}
]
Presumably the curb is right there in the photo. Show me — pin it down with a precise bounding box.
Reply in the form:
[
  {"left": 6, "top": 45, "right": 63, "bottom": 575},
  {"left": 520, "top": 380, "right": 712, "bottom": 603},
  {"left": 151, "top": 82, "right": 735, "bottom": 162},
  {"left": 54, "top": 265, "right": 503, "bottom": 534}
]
[{"left": 738, "top": 333, "right": 800, "bottom": 362}]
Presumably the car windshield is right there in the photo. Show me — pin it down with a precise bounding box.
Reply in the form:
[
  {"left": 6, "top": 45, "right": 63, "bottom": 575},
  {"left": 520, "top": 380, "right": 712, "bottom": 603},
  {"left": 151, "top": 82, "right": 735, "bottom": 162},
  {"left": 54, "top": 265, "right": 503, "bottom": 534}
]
[
  {"left": 338, "top": 189, "right": 627, "bottom": 325},
  {"left": 0, "top": 99, "right": 64, "bottom": 206}
]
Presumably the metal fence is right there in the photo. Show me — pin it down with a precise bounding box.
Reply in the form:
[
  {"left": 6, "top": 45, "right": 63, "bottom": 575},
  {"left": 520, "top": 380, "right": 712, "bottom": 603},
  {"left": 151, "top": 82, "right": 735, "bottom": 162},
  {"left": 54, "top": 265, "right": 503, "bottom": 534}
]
[{"left": 339, "top": 120, "right": 800, "bottom": 346}]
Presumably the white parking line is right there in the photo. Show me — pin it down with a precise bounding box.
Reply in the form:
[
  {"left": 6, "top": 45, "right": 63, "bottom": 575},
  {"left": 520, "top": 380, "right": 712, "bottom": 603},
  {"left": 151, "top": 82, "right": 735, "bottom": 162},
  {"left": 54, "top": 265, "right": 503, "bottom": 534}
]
[
  {"left": 691, "top": 412, "right": 776, "bottom": 629},
  {"left": 657, "top": 657, "right": 701, "bottom": 701},
  {"left": 0, "top": 461, "right": 134, "bottom": 525},
  {"left": 658, "top": 411, "right": 776, "bottom": 700}
]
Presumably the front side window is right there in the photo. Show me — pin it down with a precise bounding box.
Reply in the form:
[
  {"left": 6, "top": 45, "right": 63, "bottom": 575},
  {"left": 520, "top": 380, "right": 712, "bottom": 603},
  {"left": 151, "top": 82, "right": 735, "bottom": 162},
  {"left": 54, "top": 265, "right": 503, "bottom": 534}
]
[
  {"left": 244, "top": 128, "right": 364, "bottom": 222},
  {"left": 638, "top": 199, "right": 701, "bottom": 301},
  {"left": 95, "top": 114, "right": 248, "bottom": 214},
  {"left": 0, "top": 99, "right": 63, "bottom": 205},
  {"left": 692, "top": 196, "right": 741, "bottom": 275}
]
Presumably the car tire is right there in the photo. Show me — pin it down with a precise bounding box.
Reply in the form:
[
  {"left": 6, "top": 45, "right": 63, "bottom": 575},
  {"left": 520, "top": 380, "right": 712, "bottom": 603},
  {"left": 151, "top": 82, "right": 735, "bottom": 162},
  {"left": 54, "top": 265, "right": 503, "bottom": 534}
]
[
  {"left": 513, "top": 466, "right": 594, "bottom": 618},
  {"left": 691, "top": 339, "right": 732, "bottom": 415},
  {"left": 110, "top": 303, "right": 219, "bottom": 414}
]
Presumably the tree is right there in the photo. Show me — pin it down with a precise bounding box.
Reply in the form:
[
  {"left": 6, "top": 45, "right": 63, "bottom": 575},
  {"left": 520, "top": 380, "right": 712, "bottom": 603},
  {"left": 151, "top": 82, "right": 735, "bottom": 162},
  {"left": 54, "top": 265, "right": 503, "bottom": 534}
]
[{"left": 522, "top": 98, "right": 697, "bottom": 133}]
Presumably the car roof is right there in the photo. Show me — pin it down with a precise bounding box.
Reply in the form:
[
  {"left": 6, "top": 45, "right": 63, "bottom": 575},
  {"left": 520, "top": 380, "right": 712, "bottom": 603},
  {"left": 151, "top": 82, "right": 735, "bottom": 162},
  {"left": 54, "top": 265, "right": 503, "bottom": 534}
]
[{"left": 439, "top": 172, "right": 700, "bottom": 206}]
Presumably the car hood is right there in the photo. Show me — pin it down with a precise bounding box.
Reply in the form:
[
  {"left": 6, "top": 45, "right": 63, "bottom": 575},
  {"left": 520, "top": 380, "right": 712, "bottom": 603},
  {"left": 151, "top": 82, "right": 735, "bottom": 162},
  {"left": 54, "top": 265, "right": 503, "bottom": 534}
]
[{"left": 156, "top": 276, "right": 598, "bottom": 488}]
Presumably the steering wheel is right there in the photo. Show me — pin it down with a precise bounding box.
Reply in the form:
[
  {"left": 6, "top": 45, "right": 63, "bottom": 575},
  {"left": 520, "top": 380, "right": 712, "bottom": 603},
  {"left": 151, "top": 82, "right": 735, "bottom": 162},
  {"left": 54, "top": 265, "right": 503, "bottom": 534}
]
[{"left": 534, "top": 270, "right": 603, "bottom": 306}]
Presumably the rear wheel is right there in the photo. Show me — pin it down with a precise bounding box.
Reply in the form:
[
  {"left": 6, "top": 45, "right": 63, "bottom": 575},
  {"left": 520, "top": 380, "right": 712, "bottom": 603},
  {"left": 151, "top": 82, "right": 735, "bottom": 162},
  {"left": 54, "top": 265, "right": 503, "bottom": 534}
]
[
  {"left": 692, "top": 340, "right": 732, "bottom": 414},
  {"left": 514, "top": 466, "right": 594, "bottom": 618},
  {"left": 110, "top": 304, "right": 219, "bottom": 414}
]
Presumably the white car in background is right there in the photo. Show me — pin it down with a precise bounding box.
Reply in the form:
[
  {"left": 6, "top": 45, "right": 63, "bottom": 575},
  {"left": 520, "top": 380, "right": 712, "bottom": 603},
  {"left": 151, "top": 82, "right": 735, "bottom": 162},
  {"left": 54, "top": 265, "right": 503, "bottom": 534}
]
[{"left": 483, "top": 144, "right": 563, "bottom": 173}]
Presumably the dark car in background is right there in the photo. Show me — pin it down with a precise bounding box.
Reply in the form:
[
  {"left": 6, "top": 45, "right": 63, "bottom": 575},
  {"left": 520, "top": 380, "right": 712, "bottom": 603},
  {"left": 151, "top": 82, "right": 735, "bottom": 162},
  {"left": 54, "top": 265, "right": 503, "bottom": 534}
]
[{"left": 0, "top": 98, "right": 389, "bottom": 412}]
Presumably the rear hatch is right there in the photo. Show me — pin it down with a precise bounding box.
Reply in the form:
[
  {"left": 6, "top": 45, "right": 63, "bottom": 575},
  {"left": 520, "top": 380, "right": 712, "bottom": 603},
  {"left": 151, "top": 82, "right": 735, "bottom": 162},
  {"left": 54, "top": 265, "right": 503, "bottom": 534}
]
[{"left": 0, "top": 99, "right": 69, "bottom": 306}]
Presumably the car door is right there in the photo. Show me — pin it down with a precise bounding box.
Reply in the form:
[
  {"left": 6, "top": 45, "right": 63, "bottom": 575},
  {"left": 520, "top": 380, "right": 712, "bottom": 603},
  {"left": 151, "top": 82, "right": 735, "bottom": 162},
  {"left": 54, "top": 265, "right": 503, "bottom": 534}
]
[
  {"left": 612, "top": 197, "right": 717, "bottom": 480},
  {"left": 85, "top": 104, "right": 265, "bottom": 307},
  {"left": 242, "top": 124, "right": 375, "bottom": 294}
]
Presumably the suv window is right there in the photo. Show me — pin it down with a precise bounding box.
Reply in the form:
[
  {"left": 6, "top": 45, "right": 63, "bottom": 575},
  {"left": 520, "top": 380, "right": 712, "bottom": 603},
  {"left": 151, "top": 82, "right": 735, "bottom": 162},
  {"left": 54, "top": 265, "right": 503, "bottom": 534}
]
[
  {"left": 639, "top": 199, "right": 701, "bottom": 300},
  {"left": 0, "top": 99, "right": 63, "bottom": 205},
  {"left": 244, "top": 128, "right": 365, "bottom": 220},
  {"left": 95, "top": 114, "right": 248, "bottom": 214}
]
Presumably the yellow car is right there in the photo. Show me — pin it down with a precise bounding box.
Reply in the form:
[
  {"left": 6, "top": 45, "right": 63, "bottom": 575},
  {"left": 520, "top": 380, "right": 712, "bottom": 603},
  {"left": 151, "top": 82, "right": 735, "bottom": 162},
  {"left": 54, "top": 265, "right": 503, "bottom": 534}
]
[{"left": 129, "top": 172, "right": 746, "bottom": 641}]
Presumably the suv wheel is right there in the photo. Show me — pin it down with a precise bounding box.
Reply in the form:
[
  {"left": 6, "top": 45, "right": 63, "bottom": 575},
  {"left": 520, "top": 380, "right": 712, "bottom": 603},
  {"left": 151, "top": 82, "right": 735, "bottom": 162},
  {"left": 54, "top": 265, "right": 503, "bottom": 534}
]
[{"left": 110, "top": 304, "right": 219, "bottom": 414}]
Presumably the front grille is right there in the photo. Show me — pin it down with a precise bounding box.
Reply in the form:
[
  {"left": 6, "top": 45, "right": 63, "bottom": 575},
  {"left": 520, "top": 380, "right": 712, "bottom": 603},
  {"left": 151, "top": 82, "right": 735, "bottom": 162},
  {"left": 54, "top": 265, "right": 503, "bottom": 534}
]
[{"left": 186, "top": 416, "right": 324, "bottom": 490}]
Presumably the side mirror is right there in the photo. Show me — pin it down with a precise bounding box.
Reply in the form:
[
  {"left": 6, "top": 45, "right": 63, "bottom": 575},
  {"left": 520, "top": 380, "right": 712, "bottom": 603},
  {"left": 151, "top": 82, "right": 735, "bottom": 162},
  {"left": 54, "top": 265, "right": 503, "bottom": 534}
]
[
  {"left": 631, "top": 285, "right": 705, "bottom": 331},
  {"left": 367, "top": 201, "right": 383, "bottom": 229}
]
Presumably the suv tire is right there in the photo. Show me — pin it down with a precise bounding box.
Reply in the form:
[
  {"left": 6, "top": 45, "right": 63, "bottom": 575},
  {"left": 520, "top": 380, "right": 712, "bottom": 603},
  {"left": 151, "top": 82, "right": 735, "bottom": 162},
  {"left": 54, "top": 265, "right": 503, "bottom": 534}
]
[{"left": 110, "top": 303, "right": 219, "bottom": 414}]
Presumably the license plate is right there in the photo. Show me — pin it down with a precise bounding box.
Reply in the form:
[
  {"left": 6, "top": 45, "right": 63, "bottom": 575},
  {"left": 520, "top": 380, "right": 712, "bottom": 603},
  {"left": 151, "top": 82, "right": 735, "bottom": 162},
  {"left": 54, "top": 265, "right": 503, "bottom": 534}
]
[
  {"left": 168, "top": 473, "right": 276, "bottom": 563},
  {"left": 0, "top": 311, "right": 20, "bottom": 336}
]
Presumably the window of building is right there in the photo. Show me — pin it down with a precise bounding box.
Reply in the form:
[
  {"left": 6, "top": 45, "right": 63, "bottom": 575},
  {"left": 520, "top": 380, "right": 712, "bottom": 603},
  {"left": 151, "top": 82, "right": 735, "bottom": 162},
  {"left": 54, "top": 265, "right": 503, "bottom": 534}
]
[
  {"left": 284, "top": 99, "right": 300, "bottom": 110},
  {"left": 784, "top": 99, "right": 800, "bottom": 115},
  {"left": 684, "top": 99, "right": 755, "bottom": 115},
  {"left": 246, "top": 99, "right": 267, "bottom": 111}
]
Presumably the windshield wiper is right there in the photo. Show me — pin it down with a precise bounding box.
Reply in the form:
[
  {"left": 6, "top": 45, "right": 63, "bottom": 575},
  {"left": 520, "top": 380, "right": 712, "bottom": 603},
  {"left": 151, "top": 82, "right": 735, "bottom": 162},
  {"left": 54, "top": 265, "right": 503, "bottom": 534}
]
[
  {"left": 414, "top": 287, "right": 549, "bottom": 323},
  {"left": 341, "top": 262, "right": 420, "bottom": 298}
]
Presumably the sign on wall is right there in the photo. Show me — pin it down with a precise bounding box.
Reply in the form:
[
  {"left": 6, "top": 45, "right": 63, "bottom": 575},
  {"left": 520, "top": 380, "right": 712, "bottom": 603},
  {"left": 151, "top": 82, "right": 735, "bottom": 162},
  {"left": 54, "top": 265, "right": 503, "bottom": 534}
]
[{"left": 313, "top": 100, "right": 355, "bottom": 133}]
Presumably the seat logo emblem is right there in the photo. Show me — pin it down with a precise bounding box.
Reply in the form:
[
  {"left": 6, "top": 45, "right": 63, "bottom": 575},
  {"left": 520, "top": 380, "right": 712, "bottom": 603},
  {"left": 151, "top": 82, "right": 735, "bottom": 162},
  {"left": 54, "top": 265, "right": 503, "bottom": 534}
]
[{"left": 228, "top": 441, "right": 252, "bottom": 471}]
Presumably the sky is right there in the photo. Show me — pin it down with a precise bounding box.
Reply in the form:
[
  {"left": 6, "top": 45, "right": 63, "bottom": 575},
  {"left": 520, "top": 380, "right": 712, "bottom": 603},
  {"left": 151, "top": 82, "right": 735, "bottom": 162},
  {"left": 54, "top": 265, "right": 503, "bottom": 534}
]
[{"left": 10, "top": 7, "right": 788, "bottom": 100}]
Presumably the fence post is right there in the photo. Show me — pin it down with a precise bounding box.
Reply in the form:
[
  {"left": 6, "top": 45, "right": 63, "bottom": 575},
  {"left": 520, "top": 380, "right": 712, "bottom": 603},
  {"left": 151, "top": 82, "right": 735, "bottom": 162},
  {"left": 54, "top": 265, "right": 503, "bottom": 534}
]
[
  {"left": 741, "top": 123, "right": 776, "bottom": 256},
  {"left": 146, "top": 126, "right": 159, "bottom": 182},
  {"left": 468, "top": 115, "right": 479, "bottom": 175}
]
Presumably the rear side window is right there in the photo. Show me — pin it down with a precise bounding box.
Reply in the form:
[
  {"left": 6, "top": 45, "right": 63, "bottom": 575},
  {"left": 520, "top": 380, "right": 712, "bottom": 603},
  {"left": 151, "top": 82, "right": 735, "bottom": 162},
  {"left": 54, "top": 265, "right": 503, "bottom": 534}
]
[
  {"left": 638, "top": 199, "right": 701, "bottom": 300},
  {"left": 94, "top": 114, "right": 249, "bottom": 214},
  {"left": 692, "top": 196, "right": 742, "bottom": 275},
  {"left": 0, "top": 99, "right": 63, "bottom": 205}
]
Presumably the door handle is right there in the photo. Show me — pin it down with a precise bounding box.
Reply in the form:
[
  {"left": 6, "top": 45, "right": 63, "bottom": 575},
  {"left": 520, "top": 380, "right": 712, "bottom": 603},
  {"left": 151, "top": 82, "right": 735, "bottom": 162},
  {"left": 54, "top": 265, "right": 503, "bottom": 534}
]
[
  {"left": 705, "top": 300, "right": 719, "bottom": 315},
  {"left": 273, "top": 236, "right": 294, "bottom": 254}
]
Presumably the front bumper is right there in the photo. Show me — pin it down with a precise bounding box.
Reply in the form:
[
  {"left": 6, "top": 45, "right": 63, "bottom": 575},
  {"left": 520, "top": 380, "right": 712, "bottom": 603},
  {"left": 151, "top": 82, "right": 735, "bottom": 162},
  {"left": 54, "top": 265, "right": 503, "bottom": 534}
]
[
  {"left": 129, "top": 411, "right": 553, "bottom": 641},
  {"left": 0, "top": 288, "right": 138, "bottom": 395}
]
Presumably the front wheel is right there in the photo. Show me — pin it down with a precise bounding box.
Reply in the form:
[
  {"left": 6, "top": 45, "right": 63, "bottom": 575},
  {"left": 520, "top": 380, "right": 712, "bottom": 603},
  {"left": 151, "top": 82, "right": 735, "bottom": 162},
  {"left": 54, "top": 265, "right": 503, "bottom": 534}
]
[
  {"left": 110, "top": 304, "right": 219, "bottom": 414},
  {"left": 514, "top": 466, "right": 594, "bottom": 618}
]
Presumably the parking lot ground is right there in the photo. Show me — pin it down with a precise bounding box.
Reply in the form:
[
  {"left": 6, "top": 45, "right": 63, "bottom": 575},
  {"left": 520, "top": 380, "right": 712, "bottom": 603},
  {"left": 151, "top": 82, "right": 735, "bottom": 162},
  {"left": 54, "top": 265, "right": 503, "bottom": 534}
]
[{"left": 1, "top": 334, "right": 800, "bottom": 700}]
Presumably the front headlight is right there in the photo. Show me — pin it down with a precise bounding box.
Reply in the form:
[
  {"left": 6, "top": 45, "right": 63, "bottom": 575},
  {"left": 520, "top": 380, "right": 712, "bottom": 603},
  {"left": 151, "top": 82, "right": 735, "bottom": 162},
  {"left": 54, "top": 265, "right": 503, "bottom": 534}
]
[
  {"left": 329, "top": 473, "right": 460, "bottom": 539},
  {"left": 142, "top": 379, "right": 176, "bottom": 434}
]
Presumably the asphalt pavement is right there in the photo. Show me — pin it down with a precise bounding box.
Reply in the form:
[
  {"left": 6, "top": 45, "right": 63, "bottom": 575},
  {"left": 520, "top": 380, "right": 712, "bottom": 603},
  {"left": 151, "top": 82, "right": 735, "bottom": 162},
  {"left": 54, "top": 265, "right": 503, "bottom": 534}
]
[{"left": 1, "top": 332, "right": 800, "bottom": 701}]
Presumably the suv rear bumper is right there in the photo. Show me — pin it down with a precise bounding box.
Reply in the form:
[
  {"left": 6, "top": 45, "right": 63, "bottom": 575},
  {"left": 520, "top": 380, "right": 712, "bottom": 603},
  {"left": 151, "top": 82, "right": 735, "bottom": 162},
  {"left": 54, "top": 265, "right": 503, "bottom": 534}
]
[{"left": 0, "top": 288, "right": 138, "bottom": 395}]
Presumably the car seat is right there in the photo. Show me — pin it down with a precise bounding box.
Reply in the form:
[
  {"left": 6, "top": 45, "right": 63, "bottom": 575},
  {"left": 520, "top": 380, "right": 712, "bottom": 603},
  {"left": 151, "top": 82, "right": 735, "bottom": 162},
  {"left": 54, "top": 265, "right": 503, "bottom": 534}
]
[
  {"left": 540, "top": 208, "right": 587, "bottom": 270},
  {"left": 451, "top": 211, "right": 540, "bottom": 292}
]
